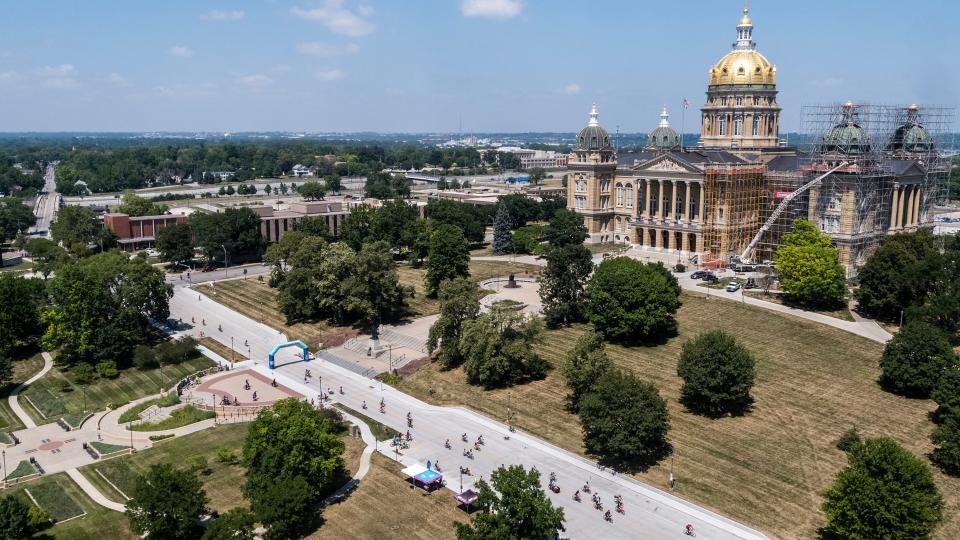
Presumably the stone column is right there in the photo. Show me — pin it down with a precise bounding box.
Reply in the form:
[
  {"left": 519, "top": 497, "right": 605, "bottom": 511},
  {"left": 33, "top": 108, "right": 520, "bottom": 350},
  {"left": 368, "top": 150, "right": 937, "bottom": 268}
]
[
  {"left": 643, "top": 179, "right": 652, "bottom": 220},
  {"left": 663, "top": 181, "right": 672, "bottom": 221},
  {"left": 906, "top": 187, "right": 916, "bottom": 226},
  {"left": 684, "top": 181, "right": 692, "bottom": 223},
  {"left": 914, "top": 187, "right": 923, "bottom": 225},
  {"left": 894, "top": 187, "right": 904, "bottom": 229},
  {"left": 668, "top": 229, "right": 675, "bottom": 250},
  {"left": 889, "top": 186, "right": 900, "bottom": 229},
  {"left": 671, "top": 180, "right": 680, "bottom": 222},
  {"left": 698, "top": 182, "right": 706, "bottom": 223},
  {"left": 681, "top": 231, "right": 688, "bottom": 252}
]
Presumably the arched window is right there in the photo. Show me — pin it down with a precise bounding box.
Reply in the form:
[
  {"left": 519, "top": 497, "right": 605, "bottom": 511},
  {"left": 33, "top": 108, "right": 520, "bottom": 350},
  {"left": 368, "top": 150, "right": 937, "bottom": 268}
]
[
  {"left": 625, "top": 185, "right": 633, "bottom": 207},
  {"left": 616, "top": 184, "right": 624, "bottom": 206},
  {"left": 734, "top": 117, "right": 743, "bottom": 136},
  {"left": 719, "top": 116, "right": 727, "bottom": 136}
]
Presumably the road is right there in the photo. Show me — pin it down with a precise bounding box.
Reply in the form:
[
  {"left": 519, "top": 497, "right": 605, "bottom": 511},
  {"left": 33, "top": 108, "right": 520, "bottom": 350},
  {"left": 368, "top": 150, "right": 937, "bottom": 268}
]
[
  {"left": 169, "top": 285, "right": 769, "bottom": 540},
  {"left": 28, "top": 164, "right": 59, "bottom": 237}
]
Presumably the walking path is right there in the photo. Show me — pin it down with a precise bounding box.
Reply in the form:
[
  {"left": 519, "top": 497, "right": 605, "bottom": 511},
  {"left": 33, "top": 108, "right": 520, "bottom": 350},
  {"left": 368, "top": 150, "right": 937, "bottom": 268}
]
[
  {"left": 65, "top": 468, "right": 126, "bottom": 512},
  {"left": 321, "top": 408, "right": 376, "bottom": 505},
  {"left": 8, "top": 352, "right": 53, "bottom": 429}
]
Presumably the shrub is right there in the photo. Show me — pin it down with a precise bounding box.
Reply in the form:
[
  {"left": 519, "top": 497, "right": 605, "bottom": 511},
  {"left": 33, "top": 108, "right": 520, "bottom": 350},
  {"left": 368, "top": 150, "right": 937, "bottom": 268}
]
[
  {"left": 216, "top": 448, "right": 238, "bottom": 465},
  {"left": 96, "top": 359, "right": 119, "bottom": 379},
  {"left": 835, "top": 427, "right": 862, "bottom": 453},
  {"left": 187, "top": 455, "right": 210, "bottom": 475},
  {"left": 53, "top": 379, "right": 72, "bottom": 393},
  {"left": 676, "top": 330, "right": 756, "bottom": 417},
  {"left": 71, "top": 363, "right": 96, "bottom": 385},
  {"left": 133, "top": 345, "right": 158, "bottom": 370},
  {"left": 674, "top": 263, "right": 686, "bottom": 273},
  {"left": 149, "top": 434, "right": 175, "bottom": 442},
  {"left": 930, "top": 413, "right": 960, "bottom": 476}
]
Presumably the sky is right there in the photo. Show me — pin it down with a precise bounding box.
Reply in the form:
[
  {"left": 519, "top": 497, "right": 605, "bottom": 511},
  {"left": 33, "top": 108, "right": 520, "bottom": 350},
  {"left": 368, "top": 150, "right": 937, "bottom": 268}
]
[{"left": 0, "top": 0, "right": 957, "bottom": 133}]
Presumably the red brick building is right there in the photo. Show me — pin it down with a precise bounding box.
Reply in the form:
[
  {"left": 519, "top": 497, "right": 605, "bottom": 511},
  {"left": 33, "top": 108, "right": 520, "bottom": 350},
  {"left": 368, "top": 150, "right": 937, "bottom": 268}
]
[{"left": 103, "top": 213, "right": 187, "bottom": 250}]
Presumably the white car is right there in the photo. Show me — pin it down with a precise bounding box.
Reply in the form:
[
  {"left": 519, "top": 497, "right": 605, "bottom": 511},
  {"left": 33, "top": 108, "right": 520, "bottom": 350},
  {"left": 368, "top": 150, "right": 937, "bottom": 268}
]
[{"left": 725, "top": 283, "right": 741, "bottom": 293}]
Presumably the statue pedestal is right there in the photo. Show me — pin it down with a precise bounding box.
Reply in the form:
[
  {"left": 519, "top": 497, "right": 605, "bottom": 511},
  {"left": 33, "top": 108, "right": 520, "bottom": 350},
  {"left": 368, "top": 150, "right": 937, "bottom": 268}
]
[{"left": 367, "top": 337, "right": 381, "bottom": 357}]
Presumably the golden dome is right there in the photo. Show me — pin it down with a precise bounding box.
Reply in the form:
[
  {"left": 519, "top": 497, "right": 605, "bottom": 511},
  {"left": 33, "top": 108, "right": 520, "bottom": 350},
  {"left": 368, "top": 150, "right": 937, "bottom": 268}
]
[{"left": 709, "top": 49, "right": 776, "bottom": 86}]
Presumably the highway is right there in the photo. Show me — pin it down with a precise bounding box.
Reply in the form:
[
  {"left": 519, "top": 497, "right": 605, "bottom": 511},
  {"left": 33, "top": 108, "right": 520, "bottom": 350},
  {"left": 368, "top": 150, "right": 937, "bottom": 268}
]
[{"left": 28, "top": 164, "right": 59, "bottom": 237}]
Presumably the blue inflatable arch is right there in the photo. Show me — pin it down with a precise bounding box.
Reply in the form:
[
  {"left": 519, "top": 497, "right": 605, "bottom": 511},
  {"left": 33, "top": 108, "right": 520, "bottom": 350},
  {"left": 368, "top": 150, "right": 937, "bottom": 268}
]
[{"left": 268, "top": 340, "right": 310, "bottom": 369}]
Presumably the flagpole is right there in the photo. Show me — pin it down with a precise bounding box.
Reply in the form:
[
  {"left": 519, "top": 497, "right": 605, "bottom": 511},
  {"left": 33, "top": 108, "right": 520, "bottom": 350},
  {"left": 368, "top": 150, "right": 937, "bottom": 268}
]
[{"left": 680, "top": 98, "right": 686, "bottom": 152}]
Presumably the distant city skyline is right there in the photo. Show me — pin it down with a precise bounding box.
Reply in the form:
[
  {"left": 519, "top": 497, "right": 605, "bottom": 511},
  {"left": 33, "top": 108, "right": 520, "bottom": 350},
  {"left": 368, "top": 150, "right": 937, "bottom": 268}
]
[{"left": 0, "top": 0, "right": 957, "bottom": 133}]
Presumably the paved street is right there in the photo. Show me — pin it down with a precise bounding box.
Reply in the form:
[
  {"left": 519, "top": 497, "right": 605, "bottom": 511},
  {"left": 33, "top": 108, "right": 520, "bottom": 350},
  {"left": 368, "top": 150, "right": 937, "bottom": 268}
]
[
  {"left": 28, "top": 164, "right": 59, "bottom": 237},
  {"left": 171, "top": 280, "right": 769, "bottom": 539}
]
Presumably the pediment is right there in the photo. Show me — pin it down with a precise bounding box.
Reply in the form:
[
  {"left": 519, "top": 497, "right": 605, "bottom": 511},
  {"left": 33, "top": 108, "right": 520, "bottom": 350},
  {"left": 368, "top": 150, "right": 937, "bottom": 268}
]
[{"left": 631, "top": 154, "right": 700, "bottom": 174}]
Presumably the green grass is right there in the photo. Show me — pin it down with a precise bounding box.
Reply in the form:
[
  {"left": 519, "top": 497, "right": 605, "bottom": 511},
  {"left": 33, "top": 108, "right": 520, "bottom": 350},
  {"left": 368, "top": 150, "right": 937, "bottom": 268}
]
[
  {"left": 0, "top": 260, "right": 33, "bottom": 274},
  {"left": 26, "top": 480, "right": 85, "bottom": 522},
  {"left": 20, "top": 356, "right": 213, "bottom": 425},
  {"left": 61, "top": 413, "right": 92, "bottom": 430},
  {"left": 396, "top": 292, "right": 960, "bottom": 539},
  {"left": 0, "top": 432, "right": 14, "bottom": 445},
  {"left": 0, "top": 353, "right": 46, "bottom": 431},
  {"left": 5, "top": 460, "right": 35, "bottom": 481},
  {"left": 89, "top": 441, "right": 129, "bottom": 455},
  {"left": 335, "top": 404, "right": 400, "bottom": 441},
  {"left": 80, "top": 423, "right": 250, "bottom": 512},
  {"left": 128, "top": 405, "right": 215, "bottom": 431},
  {"left": 5, "top": 473, "right": 136, "bottom": 540},
  {"left": 118, "top": 392, "right": 180, "bottom": 423}
]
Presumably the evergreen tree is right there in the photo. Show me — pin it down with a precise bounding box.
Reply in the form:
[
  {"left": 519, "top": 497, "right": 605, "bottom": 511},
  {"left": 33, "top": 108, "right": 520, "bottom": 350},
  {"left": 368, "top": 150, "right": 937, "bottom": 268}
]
[{"left": 492, "top": 205, "right": 513, "bottom": 255}]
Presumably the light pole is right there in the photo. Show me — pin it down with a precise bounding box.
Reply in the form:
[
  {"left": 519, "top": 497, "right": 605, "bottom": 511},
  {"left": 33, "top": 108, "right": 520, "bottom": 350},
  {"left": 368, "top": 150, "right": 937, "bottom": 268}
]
[
  {"left": 128, "top": 421, "right": 133, "bottom": 450},
  {"left": 2, "top": 449, "right": 5, "bottom": 488},
  {"left": 221, "top": 245, "right": 228, "bottom": 278},
  {"left": 231, "top": 336, "right": 235, "bottom": 363}
]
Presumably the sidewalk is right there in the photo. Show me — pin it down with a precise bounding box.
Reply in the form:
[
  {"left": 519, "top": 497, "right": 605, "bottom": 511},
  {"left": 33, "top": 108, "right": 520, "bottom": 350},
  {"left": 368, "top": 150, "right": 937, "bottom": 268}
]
[{"left": 8, "top": 352, "right": 54, "bottom": 429}]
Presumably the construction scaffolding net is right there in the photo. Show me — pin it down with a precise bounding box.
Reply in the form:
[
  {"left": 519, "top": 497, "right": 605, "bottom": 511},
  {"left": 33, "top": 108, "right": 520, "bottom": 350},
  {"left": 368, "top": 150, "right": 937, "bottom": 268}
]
[{"left": 702, "top": 164, "right": 766, "bottom": 265}]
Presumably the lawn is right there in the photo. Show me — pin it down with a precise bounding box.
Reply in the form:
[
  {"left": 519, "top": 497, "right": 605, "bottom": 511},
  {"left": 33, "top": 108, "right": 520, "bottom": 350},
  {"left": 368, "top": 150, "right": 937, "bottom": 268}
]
[
  {"left": 309, "top": 453, "right": 466, "bottom": 540},
  {"left": 5, "top": 460, "right": 36, "bottom": 481},
  {"left": 128, "top": 404, "right": 215, "bottom": 431},
  {"left": 25, "top": 480, "right": 85, "bottom": 522},
  {"left": 20, "top": 356, "right": 213, "bottom": 425},
  {"left": 398, "top": 259, "right": 541, "bottom": 318},
  {"left": 743, "top": 290, "right": 856, "bottom": 322},
  {"left": 200, "top": 336, "right": 248, "bottom": 362},
  {"left": 0, "top": 353, "right": 46, "bottom": 432},
  {"left": 81, "top": 423, "right": 251, "bottom": 512},
  {"left": 4, "top": 473, "right": 135, "bottom": 540},
  {"left": 394, "top": 292, "right": 960, "bottom": 539},
  {"left": 336, "top": 404, "right": 400, "bottom": 441},
  {"left": 118, "top": 392, "right": 180, "bottom": 423}
]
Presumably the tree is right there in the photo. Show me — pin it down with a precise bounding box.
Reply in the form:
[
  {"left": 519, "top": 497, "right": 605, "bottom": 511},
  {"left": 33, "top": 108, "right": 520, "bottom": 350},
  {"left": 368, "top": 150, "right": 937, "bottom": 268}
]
[
  {"left": 264, "top": 184, "right": 272, "bottom": 195},
  {"left": 243, "top": 399, "right": 344, "bottom": 523},
  {"left": 856, "top": 230, "right": 937, "bottom": 320},
  {"left": 202, "top": 507, "right": 255, "bottom": 540},
  {"left": 342, "top": 241, "right": 412, "bottom": 334},
  {"left": 424, "top": 199, "right": 484, "bottom": 244},
  {"left": 492, "top": 205, "right": 513, "bottom": 255},
  {"left": 424, "top": 223, "right": 470, "bottom": 297},
  {"left": 542, "top": 208, "right": 587, "bottom": 247},
  {"left": 155, "top": 223, "right": 195, "bottom": 268},
  {"left": 538, "top": 193, "right": 567, "bottom": 221},
  {"left": 291, "top": 216, "right": 329, "bottom": 239},
  {"left": 676, "top": 330, "right": 756, "bottom": 417},
  {"left": 369, "top": 199, "right": 419, "bottom": 253},
  {"left": 496, "top": 193, "right": 538, "bottom": 229},
  {"left": 297, "top": 181, "right": 326, "bottom": 201},
  {"left": 117, "top": 192, "right": 168, "bottom": 216},
  {"left": 454, "top": 465, "right": 565, "bottom": 540},
  {"left": 931, "top": 413, "right": 960, "bottom": 476},
  {"left": 511, "top": 225, "right": 543, "bottom": 255},
  {"left": 0, "top": 495, "right": 33, "bottom": 540},
  {"left": 126, "top": 463, "right": 209, "bottom": 540},
  {"left": 190, "top": 207, "right": 264, "bottom": 264},
  {"left": 773, "top": 219, "right": 846, "bottom": 307},
  {"left": 250, "top": 476, "right": 318, "bottom": 540},
  {"left": 324, "top": 174, "right": 342, "bottom": 194},
  {"left": 50, "top": 205, "right": 107, "bottom": 254},
  {"left": 427, "top": 277, "right": 480, "bottom": 369},
  {"left": 561, "top": 329, "right": 612, "bottom": 411},
  {"left": 879, "top": 321, "right": 955, "bottom": 398},
  {"left": 459, "top": 308, "right": 547, "bottom": 388},
  {"left": 43, "top": 251, "right": 172, "bottom": 365},
  {"left": 578, "top": 369, "right": 671, "bottom": 467},
  {"left": 0, "top": 274, "right": 46, "bottom": 354},
  {"left": 225, "top": 185, "right": 236, "bottom": 195},
  {"left": 822, "top": 437, "right": 943, "bottom": 540},
  {"left": 339, "top": 204, "right": 373, "bottom": 250},
  {"left": 279, "top": 182, "right": 288, "bottom": 195},
  {"left": 932, "top": 366, "right": 960, "bottom": 421},
  {"left": 527, "top": 167, "right": 547, "bottom": 186},
  {"left": 585, "top": 258, "right": 681, "bottom": 343},
  {"left": 540, "top": 244, "right": 593, "bottom": 327},
  {"left": 24, "top": 238, "right": 67, "bottom": 278},
  {"left": 0, "top": 197, "right": 36, "bottom": 243}
]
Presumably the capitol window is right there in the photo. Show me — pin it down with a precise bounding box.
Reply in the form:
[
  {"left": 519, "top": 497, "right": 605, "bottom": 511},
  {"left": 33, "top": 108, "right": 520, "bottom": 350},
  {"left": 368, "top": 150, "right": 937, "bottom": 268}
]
[
  {"left": 575, "top": 179, "right": 587, "bottom": 192},
  {"left": 626, "top": 186, "right": 633, "bottom": 207},
  {"left": 734, "top": 117, "right": 743, "bottom": 136},
  {"left": 616, "top": 185, "right": 624, "bottom": 206},
  {"left": 719, "top": 117, "right": 727, "bottom": 135},
  {"left": 736, "top": 96, "right": 743, "bottom": 107},
  {"left": 752, "top": 116, "right": 760, "bottom": 136}
]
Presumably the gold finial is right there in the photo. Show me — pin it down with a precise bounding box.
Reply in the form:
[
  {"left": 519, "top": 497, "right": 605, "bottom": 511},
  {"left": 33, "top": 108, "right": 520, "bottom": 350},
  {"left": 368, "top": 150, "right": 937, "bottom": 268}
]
[{"left": 739, "top": 0, "right": 752, "bottom": 25}]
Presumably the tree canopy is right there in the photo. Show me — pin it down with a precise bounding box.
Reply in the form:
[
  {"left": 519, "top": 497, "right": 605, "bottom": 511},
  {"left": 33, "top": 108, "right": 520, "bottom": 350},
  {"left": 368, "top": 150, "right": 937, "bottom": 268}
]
[
  {"left": 540, "top": 244, "right": 593, "bottom": 327},
  {"left": 0, "top": 274, "right": 46, "bottom": 354},
  {"left": 577, "top": 369, "right": 671, "bottom": 468},
  {"left": 773, "top": 219, "right": 846, "bottom": 307},
  {"left": 116, "top": 192, "right": 168, "bottom": 216},
  {"left": 427, "top": 277, "right": 480, "bottom": 370},
  {"left": 454, "top": 465, "right": 565, "bottom": 540},
  {"left": 459, "top": 308, "right": 547, "bottom": 388},
  {"left": 0, "top": 197, "right": 35, "bottom": 242},
  {"left": 561, "top": 328, "right": 612, "bottom": 411},
  {"left": 822, "top": 437, "right": 943, "bottom": 540},
  {"left": 879, "top": 320, "right": 955, "bottom": 398},
  {"left": 585, "top": 258, "right": 680, "bottom": 343},
  {"left": 543, "top": 208, "right": 587, "bottom": 248},
  {"left": 125, "top": 463, "right": 209, "bottom": 540},
  {"left": 201, "top": 507, "right": 255, "bottom": 540},
  {"left": 189, "top": 207, "right": 264, "bottom": 264},
  {"left": 856, "top": 230, "right": 937, "bottom": 320},
  {"left": 677, "top": 330, "right": 756, "bottom": 417},
  {"left": 495, "top": 193, "right": 539, "bottom": 229},
  {"left": 0, "top": 495, "right": 34, "bottom": 540},
  {"left": 155, "top": 223, "right": 196, "bottom": 268},
  {"left": 50, "top": 205, "right": 112, "bottom": 255},
  {"left": 424, "top": 223, "right": 470, "bottom": 297},
  {"left": 297, "top": 181, "right": 326, "bottom": 201},
  {"left": 424, "top": 198, "right": 485, "bottom": 244},
  {"left": 492, "top": 205, "right": 513, "bottom": 255}
]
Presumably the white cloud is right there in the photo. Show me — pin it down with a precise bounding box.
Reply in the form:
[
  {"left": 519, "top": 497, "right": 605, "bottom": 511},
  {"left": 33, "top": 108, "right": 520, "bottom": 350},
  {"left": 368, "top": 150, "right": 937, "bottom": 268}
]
[
  {"left": 41, "top": 77, "right": 79, "bottom": 89},
  {"left": 0, "top": 71, "right": 21, "bottom": 83},
  {"left": 291, "top": 1, "right": 376, "bottom": 37},
  {"left": 461, "top": 0, "right": 522, "bottom": 19},
  {"left": 38, "top": 64, "right": 76, "bottom": 76},
  {"left": 296, "top": 41, "right": 360, "bottom": 57},
  {"left": 560, "top": 83, "right": 581, "bottom": 95},
  {"left": 238, "top": 74, "right": 273, "bottom": 87},
  {"left": 107, "top": 73, "right": 132, "bottom": 87},
  {"left": 202, "top": 10, "right": 245, "bottom": 21},
  {"left": 314, "top": 68, "right": 345, "bottom": 81},
  {"left": 170, "top": 46, "right": 194, "bottom": 58}
]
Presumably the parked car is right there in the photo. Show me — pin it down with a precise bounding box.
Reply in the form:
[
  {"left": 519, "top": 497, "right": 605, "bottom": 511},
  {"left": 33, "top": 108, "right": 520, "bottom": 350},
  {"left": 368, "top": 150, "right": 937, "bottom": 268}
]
[
  {"left": 726, "top": 282, "right": 741, "bottom": 292},
  {"left": 744, "top": 278, "right": 758, "bottom": 289},
  {"left": 702, "top": 273, "right": 719, "bottom": 283},
  {"left": 690, "top": 270, "right": 707, "bottom": 279}
]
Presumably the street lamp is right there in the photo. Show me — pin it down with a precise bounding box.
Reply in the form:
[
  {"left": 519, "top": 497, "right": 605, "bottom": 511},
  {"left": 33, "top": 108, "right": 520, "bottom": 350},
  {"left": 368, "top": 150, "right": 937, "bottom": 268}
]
[
  {"left": 2, "top": 449, "right": 6, "bottom": 488},
  {"left": 221, "top": 245, "right": 229, "bottom": 277},
  {"left": 231, "top": 336, "right": 235, "bottom": 363}
]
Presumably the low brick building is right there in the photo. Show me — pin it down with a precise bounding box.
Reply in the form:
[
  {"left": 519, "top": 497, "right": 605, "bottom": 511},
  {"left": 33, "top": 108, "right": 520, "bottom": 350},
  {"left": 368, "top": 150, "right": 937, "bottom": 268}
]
[{"left": 103, "top": 213, "right": 188, "bottom": 250}]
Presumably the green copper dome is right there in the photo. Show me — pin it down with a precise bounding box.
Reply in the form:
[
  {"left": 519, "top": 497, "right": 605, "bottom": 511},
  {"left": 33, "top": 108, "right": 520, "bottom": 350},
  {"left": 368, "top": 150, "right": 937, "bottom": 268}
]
[
  {"left": 888, "top": 105, "right": 934, "bottom": 153},
  {"left": 576, "top": 103, "right": 612, "bottom": 150},
  {"left": 645, "top": 107, "right": 680, "bottom": 150},
  {"left": 822, "top": 101, "right": 871, "bottom": 155}
]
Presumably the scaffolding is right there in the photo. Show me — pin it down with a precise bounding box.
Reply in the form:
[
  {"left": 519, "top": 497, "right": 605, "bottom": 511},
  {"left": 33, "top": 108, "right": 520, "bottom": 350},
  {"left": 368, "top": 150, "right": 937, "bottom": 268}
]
[
  {"left": 702, "top": 164, "right": 766, "bottom": 265},
  {"left": 753, "top": 102, "right": 952, "bottom": 274}
]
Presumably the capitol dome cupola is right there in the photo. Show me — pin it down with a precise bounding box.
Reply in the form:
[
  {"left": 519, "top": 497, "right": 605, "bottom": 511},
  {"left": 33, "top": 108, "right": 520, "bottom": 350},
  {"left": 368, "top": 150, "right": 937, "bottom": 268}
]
[
  {"left": 575, "top": 103, "right": 612, "bottom": 151},
  {"left": 645, "top": 106, "right": 680, "bottom": 150}
]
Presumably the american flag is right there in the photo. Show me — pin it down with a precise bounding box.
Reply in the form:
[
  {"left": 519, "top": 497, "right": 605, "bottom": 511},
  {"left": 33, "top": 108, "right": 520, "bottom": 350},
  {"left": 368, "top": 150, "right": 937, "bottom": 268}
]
[{"left": 682, "top": 98, "right": 690, "bottom": 110}]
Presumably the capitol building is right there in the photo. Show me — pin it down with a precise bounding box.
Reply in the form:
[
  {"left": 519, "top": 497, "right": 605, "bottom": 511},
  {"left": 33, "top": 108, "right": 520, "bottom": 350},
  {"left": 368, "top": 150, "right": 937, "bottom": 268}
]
[{"left": 566, "top": 4, "right": 947, "bottom": 275}]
